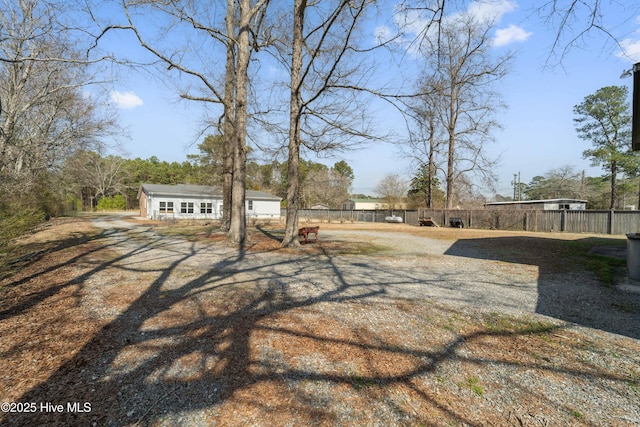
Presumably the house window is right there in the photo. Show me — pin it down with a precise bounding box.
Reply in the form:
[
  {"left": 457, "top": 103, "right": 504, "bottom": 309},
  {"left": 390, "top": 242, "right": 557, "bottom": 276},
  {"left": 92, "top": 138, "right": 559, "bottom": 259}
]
[
  {"left": 248, "top": 200, "right": 253, "bottom": 211},
  {"left": 560, "top": 204, "right": 570, "bottom": 210},
  {"left": 201, "top": 202, "right": 212, "bottom": 214},
  {"left": 159, "top": 201, "right": 174, "bottom": 213},
  {"left": 181, "top": 202, "right": 194, "bottom": 214}
]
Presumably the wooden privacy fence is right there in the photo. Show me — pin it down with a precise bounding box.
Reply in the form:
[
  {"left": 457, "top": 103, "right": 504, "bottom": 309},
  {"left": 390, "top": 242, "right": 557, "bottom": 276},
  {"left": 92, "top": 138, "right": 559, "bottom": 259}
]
[
  {"left": 417, "top": 208, "right": 640, "bottom": 235},
  {"left": 290, "top": 209, "right": 420, "bottom": 225},
  {"left": 289, "top": 208, "right": 640, "bottom": 235}
]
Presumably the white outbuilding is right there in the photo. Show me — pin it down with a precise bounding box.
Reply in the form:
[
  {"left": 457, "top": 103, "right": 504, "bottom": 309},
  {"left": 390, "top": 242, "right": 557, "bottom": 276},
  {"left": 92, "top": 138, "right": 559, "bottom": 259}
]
[
  {"left": 137, "top": 183, "right": 282, "bottom": 220},
  {"left": 484, "top": 198, "right": 588, "bottom": 210}
]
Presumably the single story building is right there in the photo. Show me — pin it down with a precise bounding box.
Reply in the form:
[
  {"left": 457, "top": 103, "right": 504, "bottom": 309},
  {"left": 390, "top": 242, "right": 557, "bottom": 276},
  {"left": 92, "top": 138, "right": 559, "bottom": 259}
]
[
  {"left": 309, "top": 203, "right": 330, "bottom": 210},
  {"left": 138, "top": 183, "right": 282, "bottom": 220},
  {"left": 342, "top": 198, "right": 409, "bottom": 210},
  {"left": 485, "top": 198, "right": 588, "bottom": 210}
]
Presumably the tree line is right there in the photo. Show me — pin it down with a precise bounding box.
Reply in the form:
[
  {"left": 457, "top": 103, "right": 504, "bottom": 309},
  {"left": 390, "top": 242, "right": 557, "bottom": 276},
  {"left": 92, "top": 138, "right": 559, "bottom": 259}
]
[
  {"left": 58, "top": 144, "right": 355, "bottom": 214},
  {"left": 495, "top": 165, "right": 640, "bottom": 210},
  {"left": 0, "top": 0, "right": 635, "bottom": 250}
]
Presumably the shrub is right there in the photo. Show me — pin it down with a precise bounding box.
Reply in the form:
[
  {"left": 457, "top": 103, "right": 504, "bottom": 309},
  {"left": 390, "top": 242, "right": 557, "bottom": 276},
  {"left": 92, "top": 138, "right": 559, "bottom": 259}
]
[
  {"left": 0, "top": 206, "right": 44, "bottom": 252},
  {"left": 96, "top": 194, "right": 126, "bottom": 211}
]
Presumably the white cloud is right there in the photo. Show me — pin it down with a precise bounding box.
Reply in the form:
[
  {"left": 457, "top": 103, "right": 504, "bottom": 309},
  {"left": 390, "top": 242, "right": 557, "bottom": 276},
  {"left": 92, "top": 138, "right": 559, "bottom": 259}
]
[
  {"left": 466, "top": 0, "right": 516, "bottom": 24},
  {"left": 375, "top": 25, "right": 394, "bottom": 44},
  {"left": 616, "top": 38, "right": 640, "bottom": 62},
  {"left": 611, "top": 14, "right": 640, "bottom": 62},
  {"left": 110, "top": 91, "right": 144, "bottom": 109},
  {"left": 494, "top": 24, "right": 532, "bottom": 47},
  {"left": 386, "top": 0, "right": 521, "bottom": 55}
]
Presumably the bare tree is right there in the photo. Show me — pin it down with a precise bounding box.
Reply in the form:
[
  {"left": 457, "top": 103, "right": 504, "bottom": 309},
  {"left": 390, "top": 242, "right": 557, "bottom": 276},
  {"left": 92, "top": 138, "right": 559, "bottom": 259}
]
[
  {"left": 282, "top": 0, "right": 306, "bottom": 247},
  {"left": 91, "top": 0, "right": 270, "bottom": 245},
  {"left": 400, "top": 1, "right": 639, "bottom": 66},
  {"left": 220, "top": 0, "right": 237, "bottom": 233},
  {"left": 374, "top": 173, "right": 408, "bottom": 210},
  {"left": 304, "top": 167, "right": 352, "bottom": 208},
  {"left": 419, "top": 12, "right": 511, "bottom": 209},
  {"left": 523, "top": 165, "right": 584, "bottom": 200},
  {"left": 228, "top": 0, "right": 270, "bottom": 245},
  {"left": 275, "top": 0, "right": 378, "bottom": 247},
  {"left": 535, "top": 1, "right": 640, "bottom": 65},
  {"left": 403, "top": 74, "right": 447, "bottom": 208},
  {"left": 63, "top": 150, "right": 126, "bottom": 206},
  {"left": 0, "top": 0, "right": 115, "bottom": 194}
]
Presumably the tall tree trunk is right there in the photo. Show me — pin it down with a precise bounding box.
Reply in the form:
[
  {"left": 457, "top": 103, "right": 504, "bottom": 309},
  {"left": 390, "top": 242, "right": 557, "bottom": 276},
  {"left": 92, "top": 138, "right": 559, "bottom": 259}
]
[
  {"left": 282, "top": 0, "right": 306, "bottom": 247},
  {"left": 221, "top": 0, "right": 236, "bottom": 232},
  {"left": 228, "top": 0, "right": 251, "bottom": 246},
  {"left": 445, "top": 78, "right": 456, "bottom": 210},
  {"left": 427, "top": 114, "right": 435, "bottom": 208},
  {"left": 446, "top": 131, "right": 455, "bottom": 209},
  {"left": 610, "top": 161, "right": 617, "bottom": 210}
]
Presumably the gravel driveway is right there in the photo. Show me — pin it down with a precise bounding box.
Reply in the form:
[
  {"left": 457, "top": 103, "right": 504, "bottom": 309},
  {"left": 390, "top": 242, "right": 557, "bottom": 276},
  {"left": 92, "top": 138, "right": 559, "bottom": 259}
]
[
  {"left": 82, "top": 217, "right": 639, "bottom": 339},
  {"left": 2, "top": 214, "right": 638, "bottom": 426},
  {"left": 86, "top": 220, "right": 540, "bottom": 315}
]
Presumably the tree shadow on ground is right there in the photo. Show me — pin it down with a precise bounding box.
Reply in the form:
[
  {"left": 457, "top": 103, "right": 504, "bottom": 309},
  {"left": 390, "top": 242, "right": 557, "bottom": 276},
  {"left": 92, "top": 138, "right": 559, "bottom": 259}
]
[
  {"left": 255, "top": 224, "right": 283, "bottom": 243},
  {"left": 0, "top": 226, "right": 137, "bottom": 321},
  {"left": 1, "top": 223, "right": 637, "bottom": 426},
  {"left": 444, "top": 236, "right": 640, "bottom": 339}
]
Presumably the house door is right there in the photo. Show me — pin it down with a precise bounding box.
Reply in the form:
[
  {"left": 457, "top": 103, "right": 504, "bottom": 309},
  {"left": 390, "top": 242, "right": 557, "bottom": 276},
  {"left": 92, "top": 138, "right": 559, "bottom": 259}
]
[{"left": 217, "top": 201, "right": 223, "bottom": 219}]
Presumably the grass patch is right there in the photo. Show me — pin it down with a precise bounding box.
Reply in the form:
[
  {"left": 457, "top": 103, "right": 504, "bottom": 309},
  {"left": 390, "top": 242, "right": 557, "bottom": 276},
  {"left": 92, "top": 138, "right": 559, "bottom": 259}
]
[
  {"left": 584, "top": 255, "right": 626, "bottom": 286},
  {"left": 459, "top": 376, "right": 484, "bottom": 396},
  {"left": 482, "top": 312, "right": 556, "bottom": 335},
  {"left": 565, "top": 239, "right": 627, "bottom": 286},
  {"left": 570, "top": 410, "right": 584, "bottom": 419},
  {"left": 351, "top": 375, "right": 376, "bottom": 390}
]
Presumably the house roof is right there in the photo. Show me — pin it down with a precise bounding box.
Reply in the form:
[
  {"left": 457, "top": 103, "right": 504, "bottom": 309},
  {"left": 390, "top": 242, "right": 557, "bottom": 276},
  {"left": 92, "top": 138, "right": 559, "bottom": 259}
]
[
  {"left": 138, "top": 183, "right": 281, "bottom": 201},
  {"left": 346, "top": 198, "right": 386, "bottom": 204},
  {"left": 485, "top": 198, "right": 588, "bottom": 206}
]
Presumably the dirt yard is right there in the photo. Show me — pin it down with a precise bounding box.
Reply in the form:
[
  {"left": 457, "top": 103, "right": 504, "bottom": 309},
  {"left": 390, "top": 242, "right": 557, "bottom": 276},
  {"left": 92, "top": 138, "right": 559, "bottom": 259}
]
[{"left": 0, "top": 214, "right": 638, "bottom": 426}]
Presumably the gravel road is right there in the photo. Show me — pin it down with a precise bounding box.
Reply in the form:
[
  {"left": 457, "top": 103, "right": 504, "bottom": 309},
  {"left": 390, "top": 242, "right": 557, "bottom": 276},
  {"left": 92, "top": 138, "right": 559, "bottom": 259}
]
[
  {"left": 89, "top": 216, "right": 639, "bottom": 339},
  {"left": 2, "top": 214, "right": 638, "bottom": 427}
]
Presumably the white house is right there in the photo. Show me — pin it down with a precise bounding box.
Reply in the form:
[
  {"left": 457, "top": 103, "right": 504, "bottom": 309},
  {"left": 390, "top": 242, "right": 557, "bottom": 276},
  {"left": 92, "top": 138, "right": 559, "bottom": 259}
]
[
  {"left": 342, "top": 198, "right": 409, "bottom": 210},
  {"left": 138, "top": 183, "right": 282, "bottom": 220},
  {"left": 485, "top": 198, "right": 588, "bottom": 210}
]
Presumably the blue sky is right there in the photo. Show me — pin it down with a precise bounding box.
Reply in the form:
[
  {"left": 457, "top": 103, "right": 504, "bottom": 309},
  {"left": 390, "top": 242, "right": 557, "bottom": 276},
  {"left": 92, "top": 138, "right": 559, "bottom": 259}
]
[{"left": 102, "top": 1, "right": 640, "bottom": 199}]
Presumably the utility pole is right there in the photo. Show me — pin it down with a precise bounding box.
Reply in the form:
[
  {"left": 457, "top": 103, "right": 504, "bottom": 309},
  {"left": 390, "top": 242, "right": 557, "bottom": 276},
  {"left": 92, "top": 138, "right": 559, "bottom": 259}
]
[
  {"left": 621, "top": 62, "right": 640, "bottom": 150},
  {"left": 634, "top": 63, "right": 640, "bottom": 150},
  {"left": 511, "top": 172, "right": 521, "bottom": 201}
]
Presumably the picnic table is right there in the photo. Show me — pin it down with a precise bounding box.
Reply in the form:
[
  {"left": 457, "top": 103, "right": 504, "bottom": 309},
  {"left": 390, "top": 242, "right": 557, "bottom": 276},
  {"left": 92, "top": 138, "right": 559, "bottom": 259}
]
[{"left": 418, "top": 217, "right": 439, "bottom": 227}]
